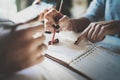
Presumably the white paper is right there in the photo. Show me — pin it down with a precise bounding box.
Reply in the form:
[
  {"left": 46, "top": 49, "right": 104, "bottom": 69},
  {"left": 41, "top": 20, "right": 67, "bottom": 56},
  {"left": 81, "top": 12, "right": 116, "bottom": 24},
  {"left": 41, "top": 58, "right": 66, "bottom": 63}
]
[
  {"left": 70, "top": 47, "right": 120, "bottom": 80},
  {"left": 11, "top": 2, "right": 53, "bottom": 23}
]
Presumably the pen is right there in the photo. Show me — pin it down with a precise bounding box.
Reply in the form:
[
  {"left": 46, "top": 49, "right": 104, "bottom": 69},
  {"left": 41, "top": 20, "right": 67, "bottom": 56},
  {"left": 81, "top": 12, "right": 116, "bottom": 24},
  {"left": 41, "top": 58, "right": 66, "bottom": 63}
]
[
  {"left": 51, "top": 0, "right": 63, "bottom": 44},
  {"left": 49, "top": 0, "right": 63, "bottom": 45}
]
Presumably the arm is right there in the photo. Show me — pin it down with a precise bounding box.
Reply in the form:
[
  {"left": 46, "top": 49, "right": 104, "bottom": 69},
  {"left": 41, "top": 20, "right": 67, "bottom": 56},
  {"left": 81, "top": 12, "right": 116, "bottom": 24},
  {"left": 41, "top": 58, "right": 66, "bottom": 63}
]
[
  {"left": 44, "top": 0, "right": 105, "bottom": 33},
  {"left": 70, "top": 17, "right": 91, "bottom": 33},
  {"left": 44, "top": 9, "right": 91, "bottom": 33},
  {"left": 75, "top": 20, "right": 120, "bottom": 44},
  {"left": 61, "top": 0, "right": 106, "bottom": 32},
  {"left": 71, "top": 0, "right": 106, "bottom": 32},
  {"left": 84, "top": 0, "right": 105, "bottom": 22}
]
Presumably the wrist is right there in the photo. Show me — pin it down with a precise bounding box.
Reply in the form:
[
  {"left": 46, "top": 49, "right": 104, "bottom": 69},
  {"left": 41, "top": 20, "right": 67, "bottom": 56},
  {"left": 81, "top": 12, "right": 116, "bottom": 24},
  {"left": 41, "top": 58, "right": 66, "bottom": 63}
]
[
  {"left": 69, "top": 18, "right": 91, "bottom": 33},
  {"left": 69, "top": 19, "right": 76, "bottom": 31}
]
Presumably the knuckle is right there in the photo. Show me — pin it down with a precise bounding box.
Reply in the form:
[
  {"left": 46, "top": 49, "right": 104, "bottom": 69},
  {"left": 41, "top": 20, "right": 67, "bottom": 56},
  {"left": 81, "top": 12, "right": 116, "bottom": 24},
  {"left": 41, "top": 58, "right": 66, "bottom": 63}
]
[
  {"left": 90, "top": 22, "right": 96, "bottom": 25},
  {"left": 44, "top": 18, "right": 49, "bottom": 24},
  {"left": 61, "top": 15, "right": 69, "bottom": 21},
  {"left": 63, "top": 15, "right": 68, "bottom": 18},
  {"left": 101, "top": 26, "right": 107, "bottom": 31},
  {"left": 49, "top": 9, "right": 57, "bottom": 13},
  {"left": 91, "top": 22, "right": 99, "bottom": 27},
  {"left": 95, "top": 24, "right": 102, "bottom": 29},
  {"left": 44, "top": 13, "right": 51, "bottom": 18},
  {"left": 50, "top": 9, "right": 56, "bottom": 12},
  {"left": 44, "top": 13, "right": 49, "bottom": 18}
]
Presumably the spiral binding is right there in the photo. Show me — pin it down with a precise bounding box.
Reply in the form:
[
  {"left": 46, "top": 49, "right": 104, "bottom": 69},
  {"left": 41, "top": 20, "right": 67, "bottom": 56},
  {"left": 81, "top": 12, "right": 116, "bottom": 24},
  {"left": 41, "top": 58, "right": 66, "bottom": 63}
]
[{"left": 70, "top": 43, "right": 98, "bottom": 64}]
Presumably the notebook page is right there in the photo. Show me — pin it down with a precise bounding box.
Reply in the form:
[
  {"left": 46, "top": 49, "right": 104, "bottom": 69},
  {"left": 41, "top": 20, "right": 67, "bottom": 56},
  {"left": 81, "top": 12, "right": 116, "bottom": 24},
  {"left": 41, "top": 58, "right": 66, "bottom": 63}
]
[
  {"left": 5, "top": 57, "right": 86, "bottom": 80},
  {"left": 11, "top": 2, "right": 53, "bottom": 23},
  {"left": 37, "top": 58, "right": 86, "bottom": 80},
  {"left": 45, "top": 31, "right": 94, "bottom": 63},
  {"left": 70, "top": 47, "right": 120, "bottom": 80}
]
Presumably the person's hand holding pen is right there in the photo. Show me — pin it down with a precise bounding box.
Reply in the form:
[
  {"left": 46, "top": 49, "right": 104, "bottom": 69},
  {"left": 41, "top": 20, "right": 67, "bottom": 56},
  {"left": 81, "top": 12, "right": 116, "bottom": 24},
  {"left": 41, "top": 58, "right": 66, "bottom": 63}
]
[
  {"left": 0, "top": 23, "right": 47, "bottom": 74},
  {"left": 43, "top": 8, "right": 91, "bottom": 45},
  {"left": 44, "top": 8, "right": 120, "bottom": 45},
  {"left": 44, "top": 8, "right": 72, "bottom": 32},
  {"left": 75, "top": 20, "right": 120, "bottom": 44}
]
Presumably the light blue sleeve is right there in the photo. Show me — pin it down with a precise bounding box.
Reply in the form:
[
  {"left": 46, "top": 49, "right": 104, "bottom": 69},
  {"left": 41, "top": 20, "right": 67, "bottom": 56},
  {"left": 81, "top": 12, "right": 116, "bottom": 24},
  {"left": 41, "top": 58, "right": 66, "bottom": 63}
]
[{"left": 84, "top": 0, "right": 105, "bottom": 22}]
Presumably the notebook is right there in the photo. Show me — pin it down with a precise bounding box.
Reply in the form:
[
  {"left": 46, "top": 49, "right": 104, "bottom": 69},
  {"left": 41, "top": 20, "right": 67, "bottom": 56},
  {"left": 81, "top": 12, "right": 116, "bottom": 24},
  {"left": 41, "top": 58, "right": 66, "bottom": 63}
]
[
  {"left": 10, "top": 2, "right": 54, "bottom": 23},
  {"left": 45, "top": 31, "right": 120, "bottom": 80}
]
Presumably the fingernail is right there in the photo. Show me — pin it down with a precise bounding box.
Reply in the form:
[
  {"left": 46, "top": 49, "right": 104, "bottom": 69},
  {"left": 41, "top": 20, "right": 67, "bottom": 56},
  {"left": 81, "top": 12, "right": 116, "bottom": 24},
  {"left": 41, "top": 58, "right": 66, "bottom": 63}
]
[
  {"left": 56, "top": 31, "right": 60, "bottom": 33},
  {"left": 54, "top": 38, "right": 59, "bottom": 44},
  {"left": 48, "top": 41, "right": 52, "bottom": 45},
  {"left": 36, "top": 2, "right": 40, "bottom": 5},
  {"left": 45, "top": 31, "right": 52, "bottom": 34},
  {"left": 74, "top": 41, "right": 78, "bottom": 44},
  {"left": 52, "top": 25, "right": 60, "bottom": 29}
]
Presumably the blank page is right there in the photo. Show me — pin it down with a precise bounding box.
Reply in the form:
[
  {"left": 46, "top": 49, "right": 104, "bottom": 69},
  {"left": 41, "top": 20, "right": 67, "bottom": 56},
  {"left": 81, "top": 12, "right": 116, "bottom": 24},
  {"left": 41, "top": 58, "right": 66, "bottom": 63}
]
[{"left": 70, "top": 47, "right": 120, "bottom": 80}]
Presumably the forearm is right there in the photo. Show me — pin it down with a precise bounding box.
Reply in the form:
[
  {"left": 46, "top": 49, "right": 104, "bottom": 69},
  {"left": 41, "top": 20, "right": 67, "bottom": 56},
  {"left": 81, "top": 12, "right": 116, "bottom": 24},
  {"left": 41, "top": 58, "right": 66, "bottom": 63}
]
[
  {"left": 70, "top": 17, "right": 91, "bottom": 33},
  {"left": 117, "top": 21, "right": 120, "bottom": 36}
]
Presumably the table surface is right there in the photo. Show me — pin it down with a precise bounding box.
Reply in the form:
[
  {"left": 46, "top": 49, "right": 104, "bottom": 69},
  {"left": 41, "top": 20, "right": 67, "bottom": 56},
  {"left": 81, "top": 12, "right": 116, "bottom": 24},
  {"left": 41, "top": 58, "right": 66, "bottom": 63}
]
[{"left": 1, "top": 31, "right": 120, "bottom": 80}]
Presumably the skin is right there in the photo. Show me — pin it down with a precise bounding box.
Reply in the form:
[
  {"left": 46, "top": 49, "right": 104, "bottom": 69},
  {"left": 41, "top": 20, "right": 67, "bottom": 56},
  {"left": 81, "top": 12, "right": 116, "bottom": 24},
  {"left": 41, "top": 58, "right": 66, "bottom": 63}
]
[
  {"left": 33, "top": 0, "right": 41, "bottom": 5},
  {"left": 44, "top": 9, "right": 90, "bottom": 32},
  {"left": 0, "top": 24, "right": 47, "bottom": 74},
  {"left": 75, "top": 20, "right": 120, "bottom": 44},
  {"left": 0, "top": 0, "right": 49, "bottom": 75},
  {"left": 44, "top": 9, "right": 120, "bottom": 44}
]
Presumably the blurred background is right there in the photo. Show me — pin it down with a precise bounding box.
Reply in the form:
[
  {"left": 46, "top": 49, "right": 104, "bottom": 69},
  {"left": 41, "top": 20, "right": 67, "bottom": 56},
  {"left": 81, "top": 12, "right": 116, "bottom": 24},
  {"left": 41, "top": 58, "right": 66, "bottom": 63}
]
[{"left": 0, "top": 0, "right": 92, "bottom": 19}]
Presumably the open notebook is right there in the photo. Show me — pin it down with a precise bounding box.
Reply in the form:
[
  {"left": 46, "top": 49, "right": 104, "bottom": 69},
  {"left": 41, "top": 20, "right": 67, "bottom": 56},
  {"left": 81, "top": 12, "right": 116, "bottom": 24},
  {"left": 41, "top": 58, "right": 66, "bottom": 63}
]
[
  {"left": 45, "top": 31, "right": 120, "bottom": 80},
  {"left": 10, "top": 2, "right": 54, "bottom": 23}
]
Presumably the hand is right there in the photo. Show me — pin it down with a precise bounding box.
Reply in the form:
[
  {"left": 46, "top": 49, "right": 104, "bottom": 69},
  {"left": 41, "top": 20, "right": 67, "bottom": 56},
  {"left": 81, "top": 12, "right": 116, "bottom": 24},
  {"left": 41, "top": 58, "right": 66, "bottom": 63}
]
[
  {"left": 44, "top": 9, "right": 91, "bottom": 32},
  {"left": 0, "top": 24, "right": 47, "bottom": 74},
  {"left": 44, "top": 9, "right": 72, "bottom": 32},
  {"left": 75, "top": 20, "right": 120, "bottom": 44},
  {"left": 33, "top": 0, "right": 41, "bottom": 5}
]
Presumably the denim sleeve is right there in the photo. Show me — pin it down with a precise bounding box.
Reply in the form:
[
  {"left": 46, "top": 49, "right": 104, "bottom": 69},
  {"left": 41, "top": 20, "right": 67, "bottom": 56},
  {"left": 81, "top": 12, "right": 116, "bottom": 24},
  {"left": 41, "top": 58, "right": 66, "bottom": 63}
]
[{"left": 84, "top": 0, "right": 105, "bottom": 22}]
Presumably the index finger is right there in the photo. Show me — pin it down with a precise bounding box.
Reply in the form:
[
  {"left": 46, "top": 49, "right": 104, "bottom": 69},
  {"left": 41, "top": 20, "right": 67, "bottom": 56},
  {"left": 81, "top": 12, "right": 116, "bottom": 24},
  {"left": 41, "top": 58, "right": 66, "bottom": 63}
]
[
  {"left": 74, "top": 24, "right": 91, "bottom": 45},
  {"left": 74, "top": 33, "right": 86, "bottom": 45}
]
